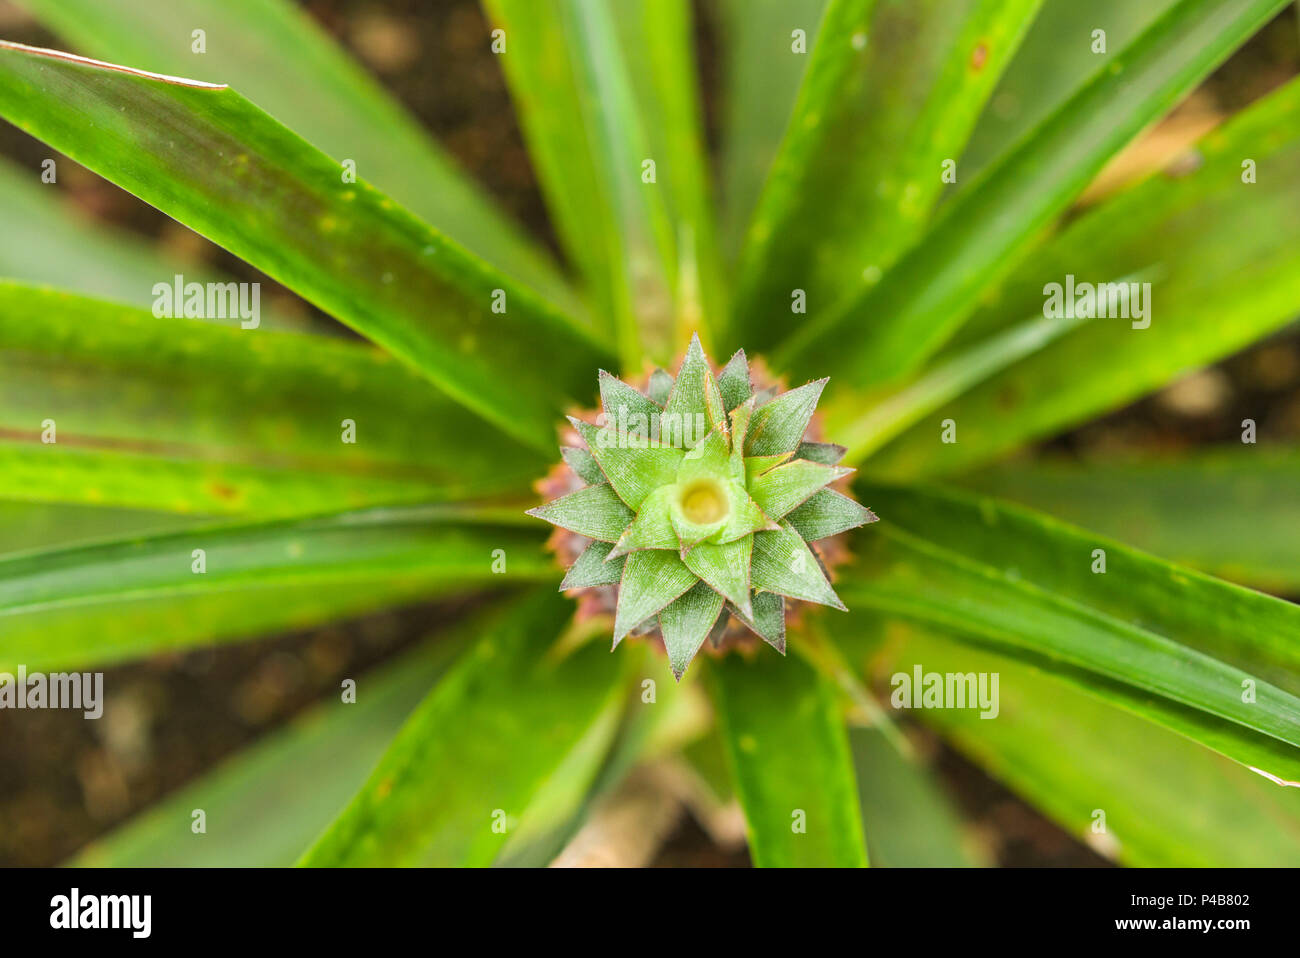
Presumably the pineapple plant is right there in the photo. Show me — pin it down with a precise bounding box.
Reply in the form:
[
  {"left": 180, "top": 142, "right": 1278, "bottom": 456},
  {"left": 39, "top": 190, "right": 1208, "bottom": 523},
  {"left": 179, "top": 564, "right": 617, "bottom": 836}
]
[
  {"left": 0, "top": 0, "right": 1298, "bottom": 870},
  {"left": 529, "top": 335, "right": 876, "bottom": 678}
]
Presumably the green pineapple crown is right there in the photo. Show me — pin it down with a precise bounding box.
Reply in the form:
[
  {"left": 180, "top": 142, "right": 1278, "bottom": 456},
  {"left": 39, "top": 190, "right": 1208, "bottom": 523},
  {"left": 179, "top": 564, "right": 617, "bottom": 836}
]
[{"left": 527, "top": 335, "right": 877, "bottom": 679}]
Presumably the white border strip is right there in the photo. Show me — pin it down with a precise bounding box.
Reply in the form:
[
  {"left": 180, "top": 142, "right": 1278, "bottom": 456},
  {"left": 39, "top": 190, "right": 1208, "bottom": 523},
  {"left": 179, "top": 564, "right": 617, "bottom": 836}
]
[
  {"left": 0, "top": 39, "right": 227, "bottom": 89},
  {"left": 1249, "top": 766, "right": 1300, "bottom": 788}
]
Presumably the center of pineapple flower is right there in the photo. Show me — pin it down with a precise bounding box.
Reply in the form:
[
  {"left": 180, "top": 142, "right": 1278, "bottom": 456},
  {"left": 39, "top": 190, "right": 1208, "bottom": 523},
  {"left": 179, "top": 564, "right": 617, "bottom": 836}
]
[{"left": 678, "top": 478, "right": 729, "bottom": 525}]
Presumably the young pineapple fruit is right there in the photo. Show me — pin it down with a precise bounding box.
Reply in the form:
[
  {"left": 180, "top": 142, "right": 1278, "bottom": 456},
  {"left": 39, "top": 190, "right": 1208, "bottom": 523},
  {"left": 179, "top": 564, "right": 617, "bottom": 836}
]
[{"left": 528, "top": 335, "right": 877, "bottom": 679}]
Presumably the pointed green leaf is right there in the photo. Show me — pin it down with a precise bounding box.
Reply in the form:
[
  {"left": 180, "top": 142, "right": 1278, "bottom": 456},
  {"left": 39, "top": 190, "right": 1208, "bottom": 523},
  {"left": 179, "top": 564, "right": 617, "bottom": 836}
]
[
  {"left": 677, "top": 424, "right": 736, "bottom": 483},
  {"left": 957, "top": 0, "right": 1182, "bottom": 186},
  {"left": 863, "top": 77, "right": 1300, "bottom": 478},
  {"left": 527, "top": 483, "right": 634, "bottom": 543},
  {"left": 71, "top": 632, "right": 471, "bottom": 866},
  {"left": 787, "top": 489, "right": 879, "bottom": 541},
  {"left": 0, "top": 39, "right": 610, "bottom": 452},
  {"left": 710, "top": 650, "right": 868, "bottom": 867},
  {"left": 683, "top": 536, "right": 754, "bottom": 620},
  {"left": 744, "top": 378, "right": 826, "bottom": 456},
  {"left": 718, "top": 349, "right": 753, "bottom": 411},
  {"left": 839, "top": 482, "right": 1300, "bottom": 776},
  {"left": 729, "top": 396, "right": 757, "bottom": 470},
  {"left": 959, "top": 446, "right": 1300, "bottom": 593},
  {"left": 561, "top": 446, "right": 605, "bottom": 486},
  {"left": 796, "top": 441, "right": 847, "bottom": 465},
  {"left": 484, "top": 0, "right": 678, "bottom": 365},
  {"left": 748, "top": 459, "right": 854, "bottom": 520},
  {"left": 660, "top": 581, "right": 726, "bottom": 679},
  {"left": 777, "top": 0, "right": 1291, "bottom": 388},
  {"left": 711, "top": 481, "right": 777, "bottom": 544},
  {"left": 648, "top": 368, "right": 675, "bottom": 404},
  {"left": 14, "top": 0, "right": 576, "bottom": 309},
  {"left": 732, "top": 0, "right": 1042, "bottom": 350},
  {"left": 0, "top": 283, "right": 545, "bottom": 514},
  {"left": 0, "top": 156, "right": 296, "bottom": 323},
  {"left": 609, "top": 487, "right": 678, "bottom": 557},
  {"left": 833, "top": 302, "right": 1104, "bottom": 462},
  {"left": 663, "top": 334, "right": 726, "bottom": 447},
  {"left": 300, "top": 590, "right": 631, "bottom": 866},
  {"left": 729, "top": 591, "right": 787, "bottom": 653},
  {"left": 598, "top": 369, "right": 663, "bottom": 434},
  {"left": 0, "top": 505, "right": 552, "bottom": 672},
  {"left": 613, "top": 549, "right": 699, "bottom": 643},
  {"left": 857, "top": 622, "right": 1300, "bottom": 866},
  {"left": 570, "top": 418, "right": 684, "bottom": 510},
  {"left": 744, "top": 453, "right": 792, "bottom": 486},
  {"left": 715, "top": 0, "right": 829, "bottom": 256},
  {"left": 752, "top": 521, "right": 847, "bottom": 610},
  {"left": 560, "top": 540, "right": 626, "bottom": 590}
]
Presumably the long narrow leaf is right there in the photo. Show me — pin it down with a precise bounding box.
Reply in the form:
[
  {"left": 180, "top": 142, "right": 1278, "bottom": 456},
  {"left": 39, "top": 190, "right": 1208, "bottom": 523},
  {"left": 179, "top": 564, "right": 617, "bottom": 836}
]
[
  {"left": 830, "top": 302, "right": 1109, "bottom": 461},
  {"left": 0, "top": 283, "right": 546, "bottom": 513},
  {"left": 14, "top": 0, "right": 577, "bottom": 308},
  {"left": 612, "top": 0, "right": 726, "bottom": 339},
  {"left": 958, "top": 0, "right": 1182, "bottom": 184},
  {"left": 710, "top": 650, "right": 868, "bottom": 866},
  {"left": 858, "top": 482, "right": 1300, "bottom": 693},
  {"left": 497, "top": 650, "right": 709, "bottom": 867},
  {"left": 0, "top": 441, "right": 454, "bottom": 518},
  {"left": 838, "top": 482, "right": 1300, "bottom": 781},
  {"left": 0, "top": 505, "right": 551, "bottom": 671},
  {"left": 959, "top": 447, "right": 1300, "bottom": 593},
  {"left": 72, "top": 631, "right": 472, "bottom": 866},
  {"left": 0, "top": 40, "right": 610, "bottom": 451},
  {"left": 483, "top": 0, "right": 678, "bottom": 366},
  {"left": 713, "top": 0, "right": 829, "bottom": 259},
  {"left": 856, "top": 623, "right": 1300, "bottom": 865},
  {"left": 731, "top": 0, "right": 1041, "bottom": 351},
  {"left": 0, "top": 156, "right": 303, "bottom": 323},
  {"left": 299, "top": 589, "right": 632, "bottom": 866},
  {"left": 0, "top": 501, "right": 196, "bottom": 555},
  {"left": 863, "top": 74, "right": 1300, "bottom": 478},
  {"left": 776, "top": 0, "right": 1288, "bottom": 388},
  {"left": 851, "top": 728, "right": 982, "bottom": 867}
]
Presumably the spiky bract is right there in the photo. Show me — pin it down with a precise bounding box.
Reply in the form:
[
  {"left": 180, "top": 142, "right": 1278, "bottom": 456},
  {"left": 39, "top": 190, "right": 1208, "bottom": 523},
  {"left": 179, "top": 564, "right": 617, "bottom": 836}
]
[{"left": 528, "top": 336, "right": 877, "bottom": 678}]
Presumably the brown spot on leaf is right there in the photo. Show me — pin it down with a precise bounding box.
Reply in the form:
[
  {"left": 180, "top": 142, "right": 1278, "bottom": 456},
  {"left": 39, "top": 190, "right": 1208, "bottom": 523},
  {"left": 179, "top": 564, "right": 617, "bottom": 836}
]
[
  {"left": 209, "top": 481, "right": 239, "bottom": 502},
  {"left": 971, "top": 42, "right": 989, "bottom": 72}
]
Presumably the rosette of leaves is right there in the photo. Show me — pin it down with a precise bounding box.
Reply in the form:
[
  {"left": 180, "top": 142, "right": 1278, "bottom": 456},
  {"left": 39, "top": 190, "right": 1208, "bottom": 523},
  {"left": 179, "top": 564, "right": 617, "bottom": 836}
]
[
  {"left": 528, "top": 335, "right": 875, "bottom": 678},
  {"left": 2, "top": 0, "right": 1300, "bottom": 871}
]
